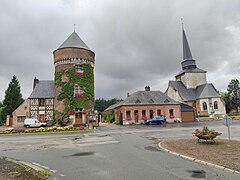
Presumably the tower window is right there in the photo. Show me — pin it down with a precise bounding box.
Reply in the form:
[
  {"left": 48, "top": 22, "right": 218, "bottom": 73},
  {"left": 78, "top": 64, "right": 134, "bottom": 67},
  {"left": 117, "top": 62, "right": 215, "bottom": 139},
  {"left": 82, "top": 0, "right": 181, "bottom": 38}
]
[
  {"left": 74, "top": 85, "right": 83, "bottom": 98},
  {"left": 75, "top": 65, "right": 83, "bottom": 72},
  {"left": 203, "top": 102, "right": 207, "bottom": 110},
  {"left": 214, "top": 101, "right": 218, "bottom": 109},
  {"left": 75, "top": 65, "right": 84, "bottom": 76}
]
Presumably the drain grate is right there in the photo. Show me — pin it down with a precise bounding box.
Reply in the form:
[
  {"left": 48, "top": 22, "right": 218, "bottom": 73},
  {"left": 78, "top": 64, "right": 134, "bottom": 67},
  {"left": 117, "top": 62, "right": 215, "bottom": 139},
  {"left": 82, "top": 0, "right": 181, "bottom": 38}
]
[
  {"left": 144, "top": 146, "right": 160, "bottom": 152},
  {"left": 70, "top": 152, "right": 94, "bottom": 156}
]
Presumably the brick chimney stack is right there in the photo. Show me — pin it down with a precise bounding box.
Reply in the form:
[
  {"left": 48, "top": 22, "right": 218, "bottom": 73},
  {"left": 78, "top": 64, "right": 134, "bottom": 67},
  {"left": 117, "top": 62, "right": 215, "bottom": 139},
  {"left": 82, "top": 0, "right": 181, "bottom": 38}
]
[
  {"left": 33, "top": 77, "right": 39, "bottom": 90},
  {"left": 145, "top": 86, "right": 150, "bottom": 91}
]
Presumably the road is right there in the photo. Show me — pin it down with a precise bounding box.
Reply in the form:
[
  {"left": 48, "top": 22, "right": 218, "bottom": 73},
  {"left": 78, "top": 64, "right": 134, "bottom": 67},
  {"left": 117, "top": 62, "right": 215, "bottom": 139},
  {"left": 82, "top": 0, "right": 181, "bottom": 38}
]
[{"left": 0, "top": 121, "right": 239, "bottom": 179}]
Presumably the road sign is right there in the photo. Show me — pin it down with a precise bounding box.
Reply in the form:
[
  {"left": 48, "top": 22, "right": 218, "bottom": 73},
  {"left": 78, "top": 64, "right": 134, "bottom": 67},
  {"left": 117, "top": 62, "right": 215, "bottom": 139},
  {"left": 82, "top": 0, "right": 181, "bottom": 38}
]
[
  {"left": 223, "top": 115, "right": 232, "bottom": 140},
  {"left": 223, "top": 115, "right": 232, "bottom": 126}
]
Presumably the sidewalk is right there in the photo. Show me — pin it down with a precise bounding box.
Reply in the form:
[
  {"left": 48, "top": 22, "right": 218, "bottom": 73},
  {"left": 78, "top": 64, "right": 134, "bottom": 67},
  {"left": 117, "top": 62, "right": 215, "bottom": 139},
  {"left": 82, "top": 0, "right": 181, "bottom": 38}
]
[{"left": 0, "top": 156, "right": 48, "bottom": 180}]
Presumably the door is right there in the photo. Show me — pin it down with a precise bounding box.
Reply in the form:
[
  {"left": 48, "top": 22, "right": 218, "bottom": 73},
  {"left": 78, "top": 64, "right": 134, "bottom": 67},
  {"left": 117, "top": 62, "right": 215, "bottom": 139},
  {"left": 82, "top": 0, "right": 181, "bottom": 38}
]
[
  {"left": 119, "top": 113, "right": 123, "bottom": 125},
  {"left": 134, "top": 110, "right": 138, "bottom": 123},
  {"left": 39, "top": 114, "right": 45, "bottom": 122},
  {"left": 75, "top": 112, "right": 83, "bottom": 124}
]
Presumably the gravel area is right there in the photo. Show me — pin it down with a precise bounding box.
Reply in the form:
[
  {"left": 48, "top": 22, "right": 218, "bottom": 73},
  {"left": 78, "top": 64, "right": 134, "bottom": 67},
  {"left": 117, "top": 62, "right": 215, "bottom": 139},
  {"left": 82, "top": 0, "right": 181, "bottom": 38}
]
[
  {"left": 161, "top": 138, "right": 240, "bottom": 172},
  {"left": 0, "top": 157, "right": 47, "bottom": 180}
]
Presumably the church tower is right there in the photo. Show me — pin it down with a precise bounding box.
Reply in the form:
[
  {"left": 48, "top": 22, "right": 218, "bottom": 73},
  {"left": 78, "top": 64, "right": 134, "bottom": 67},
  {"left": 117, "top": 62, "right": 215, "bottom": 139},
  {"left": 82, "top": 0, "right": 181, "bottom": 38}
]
[
  {"left": 175, "top": 27, "right": 207, "bottom": 89},
  {"left": 53, "top": 30, "right": 95, "bottom": 125}
]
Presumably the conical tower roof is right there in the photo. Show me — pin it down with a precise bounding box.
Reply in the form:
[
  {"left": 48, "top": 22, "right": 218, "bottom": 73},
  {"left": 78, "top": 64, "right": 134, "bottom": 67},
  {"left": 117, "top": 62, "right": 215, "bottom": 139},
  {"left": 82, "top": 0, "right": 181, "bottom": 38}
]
[{"left": 57, "top": 31, "right": 89, "bottom": 50}]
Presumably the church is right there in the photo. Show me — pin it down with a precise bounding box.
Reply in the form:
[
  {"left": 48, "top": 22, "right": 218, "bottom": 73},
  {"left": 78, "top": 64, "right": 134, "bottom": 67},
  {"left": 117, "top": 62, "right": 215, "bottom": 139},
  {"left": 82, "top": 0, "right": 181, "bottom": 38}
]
[
  {"left": 10, "top": 30, "right": 95, "bottom": 126},
  {"left": 165, "top": 27, "right": 226, "bottom": 117}
]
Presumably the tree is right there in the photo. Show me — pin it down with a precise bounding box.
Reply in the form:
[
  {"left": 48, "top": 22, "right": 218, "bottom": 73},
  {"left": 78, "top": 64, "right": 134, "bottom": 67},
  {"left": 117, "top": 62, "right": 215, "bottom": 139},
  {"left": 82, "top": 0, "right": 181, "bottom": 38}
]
[
  {"left": 221, "top": 92, "right": 231, "bottom": 113},
  {"left": 94, "top": 98, "right": 122, "bottom": 112},
  {"left": 227, "top": 79, "right": 240, "bottom": 113},
  {"left": 1, "top": 75, "right": 24, "bottom": 121}
]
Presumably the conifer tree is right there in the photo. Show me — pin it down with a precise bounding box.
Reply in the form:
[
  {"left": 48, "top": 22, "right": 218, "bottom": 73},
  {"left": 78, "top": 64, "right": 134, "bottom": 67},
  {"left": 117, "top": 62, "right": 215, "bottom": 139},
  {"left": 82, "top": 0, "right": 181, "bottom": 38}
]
[{"left": 2, "top": 75, "right": 24, "bottom": 121}]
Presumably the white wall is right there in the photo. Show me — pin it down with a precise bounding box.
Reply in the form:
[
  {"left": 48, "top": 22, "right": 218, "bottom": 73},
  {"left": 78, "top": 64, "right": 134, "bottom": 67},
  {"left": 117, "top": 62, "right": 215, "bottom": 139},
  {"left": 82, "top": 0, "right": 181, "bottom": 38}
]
[{"left": 199, "top": 98, "right": 226, "bottom": 115}]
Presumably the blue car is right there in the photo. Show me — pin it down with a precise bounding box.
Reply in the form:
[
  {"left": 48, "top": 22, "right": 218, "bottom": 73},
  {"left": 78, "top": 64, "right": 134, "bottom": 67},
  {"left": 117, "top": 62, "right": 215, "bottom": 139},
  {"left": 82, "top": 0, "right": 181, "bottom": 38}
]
[{"left": 144, "top": 116, "right": 166, "bottom": 125}]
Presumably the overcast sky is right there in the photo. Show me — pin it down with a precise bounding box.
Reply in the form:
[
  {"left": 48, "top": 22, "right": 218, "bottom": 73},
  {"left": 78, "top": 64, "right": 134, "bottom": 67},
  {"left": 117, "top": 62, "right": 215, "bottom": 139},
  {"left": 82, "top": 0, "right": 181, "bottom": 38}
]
[{"left": 0, "top": 0, "right": 240, "bottom": 101}]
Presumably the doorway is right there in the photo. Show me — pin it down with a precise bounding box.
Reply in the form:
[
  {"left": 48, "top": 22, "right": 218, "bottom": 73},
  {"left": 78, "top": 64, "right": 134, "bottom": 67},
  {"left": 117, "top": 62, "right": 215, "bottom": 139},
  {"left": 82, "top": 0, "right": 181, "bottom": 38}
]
[
  {"left": 134, "top": 110, "right": 138, "bottom": 123},
  {"left": 150, "top": 110, "right": 154, "bottom": 118},
  {"left": 75, "top": 112, "right": 82, "bottom": 124}
]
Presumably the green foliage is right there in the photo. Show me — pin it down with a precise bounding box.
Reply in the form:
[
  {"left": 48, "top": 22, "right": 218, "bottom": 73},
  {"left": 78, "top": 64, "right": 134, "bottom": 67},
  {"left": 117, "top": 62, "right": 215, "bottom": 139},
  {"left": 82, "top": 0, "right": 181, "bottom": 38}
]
[
  {"left": 197, "top": 114, "right": 209, "bottom": 117},
  {"left": 221, "top": 92, "right": 232, "bottom": 113},
  {"left": 94, "top": 98, "right": 120, "bottom": 112},
  {"left": 227, "top": 113, "right": 240, "bottom": 116},
  {"left": 2, "top": 75, "right": 24, "bottom": 121},
  {"left": 113, "top": 121, "right": 120, "bottom": 125},
  {"left": 227, "top": 79, "right": 240, "bottom": 112},
  {"left": 54, "top": 64, "right": 94, "bottom": 123},
  {"left": 102, "top": 111, "right": 115, "bottom": 123}
]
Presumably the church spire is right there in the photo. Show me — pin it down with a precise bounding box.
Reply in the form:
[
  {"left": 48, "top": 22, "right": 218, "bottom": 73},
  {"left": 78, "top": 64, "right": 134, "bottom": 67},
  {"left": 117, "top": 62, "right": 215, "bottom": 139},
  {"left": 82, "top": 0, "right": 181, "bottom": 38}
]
[
  {"left": 182, "top": 19, "right": 193, "bottom": 60},
  {"left": 182, "top": 28, "right": 193, "bottom": 60},
  {"left": 180, "top": 22, "right": 197, "bottom": 70}
]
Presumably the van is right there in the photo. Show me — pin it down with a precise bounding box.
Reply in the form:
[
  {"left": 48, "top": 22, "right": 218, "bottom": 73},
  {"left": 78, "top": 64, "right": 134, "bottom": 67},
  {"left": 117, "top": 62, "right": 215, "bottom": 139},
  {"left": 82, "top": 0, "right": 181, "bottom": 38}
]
[{"left": 24, "top": 118, "right": 47, "bottom": 128}]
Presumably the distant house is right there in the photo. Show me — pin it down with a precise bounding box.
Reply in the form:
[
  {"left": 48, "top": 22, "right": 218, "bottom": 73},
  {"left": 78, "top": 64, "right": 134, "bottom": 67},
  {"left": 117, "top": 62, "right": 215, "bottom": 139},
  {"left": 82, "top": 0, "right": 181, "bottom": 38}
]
[
  {"left": 106, "top": 86, "right": 185, "bottom": 125},
  {"left": 12, "top": 77, "right": 54, "bottom": 126},
  {"left": 165, "top": 27, "right": 226, "bottom": 116}
]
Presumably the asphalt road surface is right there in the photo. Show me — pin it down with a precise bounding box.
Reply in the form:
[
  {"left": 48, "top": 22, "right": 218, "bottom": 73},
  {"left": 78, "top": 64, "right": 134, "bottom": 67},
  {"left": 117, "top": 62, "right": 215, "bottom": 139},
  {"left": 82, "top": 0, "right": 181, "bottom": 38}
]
[{"left": 0, "top": 121, "right": 239, "bottom": 180}]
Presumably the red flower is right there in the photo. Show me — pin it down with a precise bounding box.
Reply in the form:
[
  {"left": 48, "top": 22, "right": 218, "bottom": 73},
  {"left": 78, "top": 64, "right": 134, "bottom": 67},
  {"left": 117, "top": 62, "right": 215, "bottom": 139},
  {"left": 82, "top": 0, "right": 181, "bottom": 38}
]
[
  {"left": 74, "top": 93, "right": 84, "bottom": 98},
  {"left": 75, "top": 72, "right": 84, "bottom": 76},
  {"left": 82, "top": 111, "right": 87, "bottom": 115},
  {"left": 126, "top": 116, "right": 131, "bottom": 120},
  {"left": 72, "top": 111, "right": 76, "bottom": 115}
]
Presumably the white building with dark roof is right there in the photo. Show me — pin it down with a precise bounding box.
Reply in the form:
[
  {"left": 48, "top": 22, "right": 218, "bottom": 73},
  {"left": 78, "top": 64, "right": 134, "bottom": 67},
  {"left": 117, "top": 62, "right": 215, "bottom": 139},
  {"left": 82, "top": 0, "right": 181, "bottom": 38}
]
[{"left": 166, "top": 27, "right": 226, "bottom": 117}]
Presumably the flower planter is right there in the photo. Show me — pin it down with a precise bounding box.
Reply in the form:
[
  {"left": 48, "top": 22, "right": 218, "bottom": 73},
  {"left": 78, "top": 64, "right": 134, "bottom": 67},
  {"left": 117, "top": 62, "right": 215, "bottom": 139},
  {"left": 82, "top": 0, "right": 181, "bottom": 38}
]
[{"left": 193, "top": 126, "right": 222, "bottom": 143}]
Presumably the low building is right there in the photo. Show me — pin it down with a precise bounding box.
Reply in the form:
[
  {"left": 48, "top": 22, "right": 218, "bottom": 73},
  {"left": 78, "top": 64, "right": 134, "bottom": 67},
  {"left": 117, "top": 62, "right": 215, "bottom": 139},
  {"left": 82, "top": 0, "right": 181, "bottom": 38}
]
[{"left": 106, "top": 86, "right": 184, "bottom": 125}]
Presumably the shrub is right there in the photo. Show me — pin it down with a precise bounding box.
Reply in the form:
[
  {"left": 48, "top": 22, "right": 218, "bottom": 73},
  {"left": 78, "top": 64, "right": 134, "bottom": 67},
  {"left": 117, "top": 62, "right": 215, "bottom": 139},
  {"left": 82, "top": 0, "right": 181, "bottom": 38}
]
[
  {"left": 197, "top": 114, "right": 210, "bottom": 118},
  {"left": 227, "top": 113, "right": 240, "bottom": 116},
  {"left": 112, "top": 122, "right": 120, "bottom": 125}
]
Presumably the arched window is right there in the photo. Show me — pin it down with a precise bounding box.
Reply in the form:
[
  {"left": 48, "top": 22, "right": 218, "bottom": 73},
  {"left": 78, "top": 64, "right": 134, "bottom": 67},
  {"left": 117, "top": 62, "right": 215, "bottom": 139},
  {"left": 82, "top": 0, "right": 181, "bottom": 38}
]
[
  {"left": 203, "top": 102, "right": 207, "bottom": 110},
  {"left": 214, "top": 101, "right": 218, "bottom": 109}
]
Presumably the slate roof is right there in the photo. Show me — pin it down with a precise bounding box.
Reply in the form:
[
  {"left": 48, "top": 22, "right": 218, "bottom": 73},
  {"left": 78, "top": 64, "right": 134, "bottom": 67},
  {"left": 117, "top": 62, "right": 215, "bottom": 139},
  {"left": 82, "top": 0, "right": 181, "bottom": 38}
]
[
  {"left": 195, "top": 83, "right": 220, "bottom": 99},
  {"left": 105, "top": 91, "right": 179, "bottom": 111},
  {"left": 169, "top": 81, "right": 220, "bottom": 101},
  {"left": 29, "top": 80, "right": 54, "bottom": 99},
  {"left": 57, "top": 31, "right": 89, "bottom": 51}
]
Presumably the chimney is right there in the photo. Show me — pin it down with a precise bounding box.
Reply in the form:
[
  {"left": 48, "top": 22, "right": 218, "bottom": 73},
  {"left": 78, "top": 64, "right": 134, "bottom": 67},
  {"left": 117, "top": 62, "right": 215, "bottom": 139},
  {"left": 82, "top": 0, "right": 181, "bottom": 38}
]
[
  {"left": 33, "top": 77, "right": 39, "bottom": 89},
  {"left": 127, "top": 92, "right": 130, "bottom": 97},
  {"left": 145, "top": 86, "right": 150, "bottom": 91}
]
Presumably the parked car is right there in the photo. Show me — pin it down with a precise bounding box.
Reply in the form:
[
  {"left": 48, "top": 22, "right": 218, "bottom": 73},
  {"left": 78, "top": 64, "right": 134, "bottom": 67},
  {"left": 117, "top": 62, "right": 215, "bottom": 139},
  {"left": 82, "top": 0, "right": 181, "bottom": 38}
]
[
  {"left": 144, "top": 116, "right": 166, "bottom": 125},
  {"left": 24, "top": 118, "right": 47, "bottom": 128}
]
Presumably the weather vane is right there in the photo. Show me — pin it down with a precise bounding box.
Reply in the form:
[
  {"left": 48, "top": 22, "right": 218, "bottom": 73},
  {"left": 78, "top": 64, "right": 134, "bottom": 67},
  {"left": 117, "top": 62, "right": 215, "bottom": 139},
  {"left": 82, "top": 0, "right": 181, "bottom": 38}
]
[
  {"left": 181, "top": 18, "right": 184, "bottom": 29},
  {"left": 74, "top": 24, "right": 76, "bottom": 32}
]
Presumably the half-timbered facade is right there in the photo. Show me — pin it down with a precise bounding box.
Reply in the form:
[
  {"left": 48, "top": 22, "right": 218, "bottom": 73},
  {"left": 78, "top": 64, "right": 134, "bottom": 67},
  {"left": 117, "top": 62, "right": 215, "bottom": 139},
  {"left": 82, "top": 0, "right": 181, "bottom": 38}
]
[{"left": 29, "top": 79, "right": 54, "bottom": 122}]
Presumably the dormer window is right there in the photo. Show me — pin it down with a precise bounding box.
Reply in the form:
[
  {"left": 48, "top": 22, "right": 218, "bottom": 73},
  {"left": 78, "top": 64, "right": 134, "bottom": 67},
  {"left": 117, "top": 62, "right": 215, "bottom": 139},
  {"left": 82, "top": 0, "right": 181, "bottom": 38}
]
[
  {"left": 75, "top": 65, "right": 84, "bottom": 76},
  {"left": 74, "top": 84, "right": 83, "bottom": 98}
]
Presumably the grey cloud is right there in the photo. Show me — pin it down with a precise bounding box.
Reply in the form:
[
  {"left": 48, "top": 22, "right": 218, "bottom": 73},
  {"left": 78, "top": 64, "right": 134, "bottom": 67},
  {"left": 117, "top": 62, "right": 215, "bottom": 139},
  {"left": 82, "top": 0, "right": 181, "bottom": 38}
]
[{"left": 0, "top": 0, "right": 240, "bottom": 101}]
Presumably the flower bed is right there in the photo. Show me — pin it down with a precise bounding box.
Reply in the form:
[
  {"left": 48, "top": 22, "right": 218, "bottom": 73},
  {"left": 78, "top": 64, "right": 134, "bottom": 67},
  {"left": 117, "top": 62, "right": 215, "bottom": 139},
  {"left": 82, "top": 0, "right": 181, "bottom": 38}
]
[
  {"left": 193, "top": 126, "right": 222, "bottom": 143},
  {"left": 0, "top": 125, "right": 87, "bottom": 134}
]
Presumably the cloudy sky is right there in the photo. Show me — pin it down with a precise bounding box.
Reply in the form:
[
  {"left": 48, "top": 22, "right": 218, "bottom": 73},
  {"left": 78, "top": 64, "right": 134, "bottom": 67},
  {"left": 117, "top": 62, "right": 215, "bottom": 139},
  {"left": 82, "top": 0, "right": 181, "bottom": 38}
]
[{"left": 0, "top": 0, "right": 240, "bottom": 101}]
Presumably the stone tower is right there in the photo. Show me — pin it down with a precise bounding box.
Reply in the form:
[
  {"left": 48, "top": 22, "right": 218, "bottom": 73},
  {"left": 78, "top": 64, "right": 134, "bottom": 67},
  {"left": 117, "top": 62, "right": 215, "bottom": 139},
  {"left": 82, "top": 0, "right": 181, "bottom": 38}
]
[
  {"left": 175, "top": 27, "right": 207, "bottom": 89},
  {"left": 53, "top": 30, "right": 95, "bottom": 125}
]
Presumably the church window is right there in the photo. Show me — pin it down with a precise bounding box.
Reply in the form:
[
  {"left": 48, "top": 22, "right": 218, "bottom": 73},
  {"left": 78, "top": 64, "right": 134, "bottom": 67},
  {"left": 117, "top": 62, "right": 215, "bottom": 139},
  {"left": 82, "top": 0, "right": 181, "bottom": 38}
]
[
  {"left": 214, "top": 101, "right": 218, "bottom": 109},
  {"left": 203, "top": 102, "right": 207, "bottom": 110}
]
